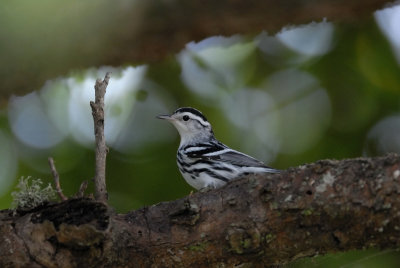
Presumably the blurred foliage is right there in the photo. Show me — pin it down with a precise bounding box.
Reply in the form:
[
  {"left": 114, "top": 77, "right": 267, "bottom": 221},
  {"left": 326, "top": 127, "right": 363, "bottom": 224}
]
[
  {"left": 0, "top": 5, "right": 399, "bottom": 213},
  {"left": 0, "top": 0, "right": 142, "bottom": 97},
  {"left": 0, "top": 2, "right": 400, "bottom": 267}
]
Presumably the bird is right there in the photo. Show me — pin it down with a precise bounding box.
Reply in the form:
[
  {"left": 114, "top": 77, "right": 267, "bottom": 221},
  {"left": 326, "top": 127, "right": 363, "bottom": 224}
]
[{"left": 157, "top": 107, "right": 280, "bottom": 190}]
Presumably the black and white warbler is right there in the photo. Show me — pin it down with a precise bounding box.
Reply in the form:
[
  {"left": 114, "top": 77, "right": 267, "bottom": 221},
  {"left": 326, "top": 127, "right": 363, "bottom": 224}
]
[{"left": 157, "top": 107, "right": 280, "bottom": 190}]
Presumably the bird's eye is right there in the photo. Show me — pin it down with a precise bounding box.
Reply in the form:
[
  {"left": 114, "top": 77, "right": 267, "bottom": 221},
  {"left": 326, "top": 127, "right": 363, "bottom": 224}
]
[{"left": 183, "top": 115, "right": 189, "bottom": 121}]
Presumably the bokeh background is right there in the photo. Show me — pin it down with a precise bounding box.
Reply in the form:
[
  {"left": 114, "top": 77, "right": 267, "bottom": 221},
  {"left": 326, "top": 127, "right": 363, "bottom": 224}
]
[{"left": 1, "top": 1, "right": 400, "bottom": 266}]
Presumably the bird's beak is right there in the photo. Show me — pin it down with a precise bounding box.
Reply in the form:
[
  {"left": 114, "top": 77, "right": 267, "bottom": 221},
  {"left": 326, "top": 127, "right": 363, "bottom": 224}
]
[{"left": 156, "top": 114, "right": 173, "bottom": 120}]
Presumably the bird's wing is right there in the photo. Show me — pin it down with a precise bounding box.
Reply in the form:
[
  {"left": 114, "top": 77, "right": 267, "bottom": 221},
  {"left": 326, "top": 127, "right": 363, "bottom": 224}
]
[
  {"left": 184, "top": 141, "right": 280, "bottom": 172},
  {"left": 204, "top": 149, "right": 271, "bottom": 168}
]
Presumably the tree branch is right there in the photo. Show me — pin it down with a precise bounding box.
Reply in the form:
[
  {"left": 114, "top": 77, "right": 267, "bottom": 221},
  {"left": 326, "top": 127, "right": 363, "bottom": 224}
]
[
  {"left": 2, "top": 0, "right": 395, "bottom": 98},
  {"left": 75, "top": 180, "right": 89, "bottom": 198},
  {"left": 1, "top": 153, "right": 400, "bottom": 266},
  {"left": 90, "top": 72, "right": 111, "bottom": 203},
  {"left": 47, "top": 157, "right": 67, "bottom": 201}
]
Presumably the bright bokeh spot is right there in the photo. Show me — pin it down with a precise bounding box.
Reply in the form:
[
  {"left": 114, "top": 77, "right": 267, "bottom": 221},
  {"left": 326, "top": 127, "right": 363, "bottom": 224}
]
[
  {"left": 364, "top": 115, "right": 400, "bottom": 156},
  {"left": 8, "top": 92, "right": 67, "bottom": 149},
  {"left": 110, "top": 83, "right": 177, "bottom": 153},
  {"left": 375, "top": 5, "right": 400, "bottom": 64},
  {"left": 276, "top": 20, "right": 334, "bottom": 57},
  {"left": 265, "top": 68, "right": 331, "bottom": 154},
  {"left": 68, "top": 66, "right": 147, "bottom": 147},
  {"left": 179, "top": 35, "right": 257, "bottom": 100},
  {"left": 221, "top": 89, "right": 279, "bottom": 162}
]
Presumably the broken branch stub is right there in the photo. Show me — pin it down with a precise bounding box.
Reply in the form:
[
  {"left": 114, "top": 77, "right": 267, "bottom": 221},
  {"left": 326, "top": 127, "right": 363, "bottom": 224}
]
[{"left": 90, "top": 72, "right": 111, "bottom": 203}]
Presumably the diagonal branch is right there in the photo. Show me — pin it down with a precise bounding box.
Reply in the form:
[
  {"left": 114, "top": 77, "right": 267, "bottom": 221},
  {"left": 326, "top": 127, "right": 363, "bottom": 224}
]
[
  {"left": 1, "top": 153, "right": 400, "bottom": 267},
  {"left": 90, "top": 72, "right": 111, "bottom": 203},
  {"left": 47, "top": 157, "right": 67, "bottom": 201},
  {"left": 75, "top": 180, "right": 89, "bottom": 198}
]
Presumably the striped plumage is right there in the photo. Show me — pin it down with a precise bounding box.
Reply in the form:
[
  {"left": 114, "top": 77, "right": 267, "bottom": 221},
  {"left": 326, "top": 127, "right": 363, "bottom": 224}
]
[{"left": 157, "top": 107, "right": 280, "bottom": 190}]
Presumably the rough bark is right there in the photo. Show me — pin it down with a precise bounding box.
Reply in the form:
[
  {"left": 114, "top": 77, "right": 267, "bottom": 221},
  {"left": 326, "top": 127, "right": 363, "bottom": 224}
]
[{"left": 1, "top": 153, "right": 400, "bottom": 267}]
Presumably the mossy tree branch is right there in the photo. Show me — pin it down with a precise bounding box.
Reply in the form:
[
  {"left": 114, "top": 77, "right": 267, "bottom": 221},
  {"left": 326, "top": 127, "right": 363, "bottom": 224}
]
[{"left": 1, "top": 153, "right": 400, "bottom": 267}]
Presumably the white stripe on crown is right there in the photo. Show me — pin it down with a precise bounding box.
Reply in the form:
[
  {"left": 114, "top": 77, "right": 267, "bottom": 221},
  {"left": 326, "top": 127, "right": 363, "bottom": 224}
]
[{"left": 183, "top": 112, "right": 211, "bottom": 127}]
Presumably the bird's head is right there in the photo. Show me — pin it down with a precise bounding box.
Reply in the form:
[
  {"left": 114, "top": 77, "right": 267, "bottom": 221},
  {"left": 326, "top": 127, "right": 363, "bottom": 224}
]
[{"left": 157, "top": 107, "right": 214, "bottom": 145}]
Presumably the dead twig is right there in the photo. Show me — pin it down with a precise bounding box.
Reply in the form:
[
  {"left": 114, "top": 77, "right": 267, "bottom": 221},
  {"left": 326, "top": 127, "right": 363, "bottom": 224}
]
[
  {"left": 75, "top": 180, "right": 88, "bottom": 198},
  {"left": 47, "top": 157, "right": 67, "bottom": 201},
  {"left": 90, "top": 72, "right": 111, "bottom": 203}
]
